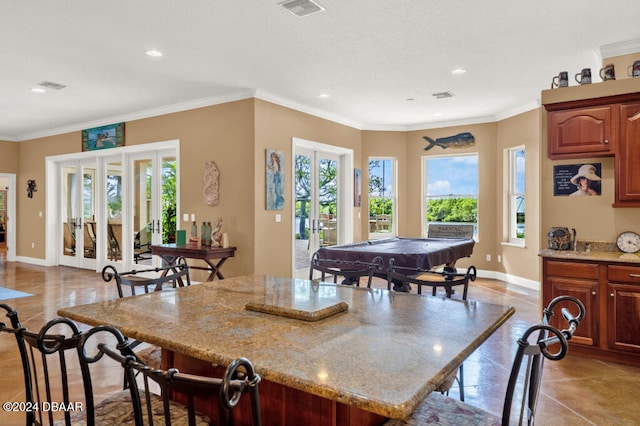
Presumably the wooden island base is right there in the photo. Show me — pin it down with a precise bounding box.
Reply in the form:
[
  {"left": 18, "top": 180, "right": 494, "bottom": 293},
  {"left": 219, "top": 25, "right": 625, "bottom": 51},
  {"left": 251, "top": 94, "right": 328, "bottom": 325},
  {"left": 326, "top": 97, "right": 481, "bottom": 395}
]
[{"left": 164, "top": 350, "right": 387, "bottom": 426}]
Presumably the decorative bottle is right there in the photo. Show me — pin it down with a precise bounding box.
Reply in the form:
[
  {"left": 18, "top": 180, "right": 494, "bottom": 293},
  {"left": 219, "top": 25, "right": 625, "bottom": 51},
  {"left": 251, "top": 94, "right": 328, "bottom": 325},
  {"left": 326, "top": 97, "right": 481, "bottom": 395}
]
[
  {"left": 205, "top": 222, "right": 212, "bottom": 246},
  {"left": 201, "top": 222, "right": 207, "bottom": 246}
]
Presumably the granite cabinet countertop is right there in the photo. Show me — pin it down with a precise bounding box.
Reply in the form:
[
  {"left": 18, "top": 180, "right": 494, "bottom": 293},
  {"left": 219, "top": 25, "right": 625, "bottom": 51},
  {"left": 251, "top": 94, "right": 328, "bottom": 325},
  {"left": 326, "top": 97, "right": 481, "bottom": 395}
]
[{"left": 539, "top": 248, "right": 640, "bottom": 265}]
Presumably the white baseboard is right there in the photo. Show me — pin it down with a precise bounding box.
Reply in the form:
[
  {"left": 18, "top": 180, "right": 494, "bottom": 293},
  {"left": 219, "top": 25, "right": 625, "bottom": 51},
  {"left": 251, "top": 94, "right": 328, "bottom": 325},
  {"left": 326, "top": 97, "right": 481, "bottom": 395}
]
[
  {"left": 477, "top": 269, "right": 540, "bottom": 291},
  {"left": 13, "top": 256, "right": 47, "bottom": 266}
]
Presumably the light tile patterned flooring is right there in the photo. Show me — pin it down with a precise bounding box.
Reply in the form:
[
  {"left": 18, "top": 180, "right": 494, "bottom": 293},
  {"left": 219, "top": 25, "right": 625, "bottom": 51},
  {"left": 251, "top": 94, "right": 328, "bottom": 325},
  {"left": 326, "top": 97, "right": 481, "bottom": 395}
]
[{"left": 1, "top": 248, "right": 639, "bottom": 425}]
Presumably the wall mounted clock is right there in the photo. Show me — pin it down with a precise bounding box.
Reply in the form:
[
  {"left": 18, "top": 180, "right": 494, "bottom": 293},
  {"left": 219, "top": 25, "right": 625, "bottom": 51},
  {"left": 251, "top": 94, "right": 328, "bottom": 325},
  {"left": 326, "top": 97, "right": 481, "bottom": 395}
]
[{"left": 616, "top": 231, "right": 640, "bottom": 254}]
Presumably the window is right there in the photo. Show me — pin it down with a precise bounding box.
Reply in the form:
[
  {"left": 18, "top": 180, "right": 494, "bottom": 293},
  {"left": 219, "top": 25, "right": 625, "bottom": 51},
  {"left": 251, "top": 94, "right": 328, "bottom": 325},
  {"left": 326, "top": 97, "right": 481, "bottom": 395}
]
[
  {"left": 508, "top": 147, "right": 525, "bottom": 243},
  {"left": 424, "top": 154, "right": 478, "bottom": 237},
  {"left": 368, "top": 158, "right": 395, "bottom": 237}
]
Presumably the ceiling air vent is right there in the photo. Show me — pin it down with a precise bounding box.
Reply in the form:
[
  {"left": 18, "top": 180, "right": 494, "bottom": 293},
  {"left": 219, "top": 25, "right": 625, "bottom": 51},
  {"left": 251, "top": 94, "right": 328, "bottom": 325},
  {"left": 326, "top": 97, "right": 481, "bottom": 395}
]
[
  {"left": 37, "top": 81, "right": 67, "bottom": 90},
  {"left": 432, "top": 91, "right": 454, "bottom": 99},
  {"left": 279, "top": 0, "right": 325, "bottom": 17}
]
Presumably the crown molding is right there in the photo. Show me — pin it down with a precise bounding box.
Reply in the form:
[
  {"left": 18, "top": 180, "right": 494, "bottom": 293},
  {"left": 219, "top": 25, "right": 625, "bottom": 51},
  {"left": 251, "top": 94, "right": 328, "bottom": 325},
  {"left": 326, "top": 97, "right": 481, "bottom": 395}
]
[
  {"left": 600, "top": 38, "right": 640, "bottom": 59},
  {"left": 10, "top": 89, "right": 544, "bottom": 140},
  {"left": 253, "top": 89, "right": 365, "bottom": 130},
  {"left": 15, "top": 90, "right": 256, "bottom": 141}
]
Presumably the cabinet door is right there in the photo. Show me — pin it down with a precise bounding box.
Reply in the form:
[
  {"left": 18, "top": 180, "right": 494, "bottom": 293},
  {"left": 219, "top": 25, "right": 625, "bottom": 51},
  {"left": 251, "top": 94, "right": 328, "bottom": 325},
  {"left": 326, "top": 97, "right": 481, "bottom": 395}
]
[
  {"left": 615, "top": 102, "right": 640, "bottom": 203},
  {"left": 548, "top": 105, "right": 614, "bottom": 159},
  {"left": 546, "top": 276, "right": 598, "bottom": 347},
  {"left": 607, "top": 283, "right": 640, "bottom": 353}
]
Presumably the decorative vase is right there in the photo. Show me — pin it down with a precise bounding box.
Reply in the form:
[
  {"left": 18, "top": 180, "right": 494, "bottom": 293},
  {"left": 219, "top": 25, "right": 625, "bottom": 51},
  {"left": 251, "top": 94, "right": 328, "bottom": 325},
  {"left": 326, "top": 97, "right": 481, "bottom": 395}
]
[{"left": 200, "top": 222, "right": 207, "bottom": 246}]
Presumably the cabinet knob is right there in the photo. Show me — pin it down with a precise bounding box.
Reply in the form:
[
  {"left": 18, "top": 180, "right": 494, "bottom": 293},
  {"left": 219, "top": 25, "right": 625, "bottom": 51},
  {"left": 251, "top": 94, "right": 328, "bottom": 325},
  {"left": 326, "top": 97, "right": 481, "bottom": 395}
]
[
  {"left": 610, "top": 293, "right": 615, "bottom": 297},
  {"left": 592, "top": 291, "right": 596, "bottom": 295},
  {"left": 604, "top": 139, "right": 609, "bottom": 144}
]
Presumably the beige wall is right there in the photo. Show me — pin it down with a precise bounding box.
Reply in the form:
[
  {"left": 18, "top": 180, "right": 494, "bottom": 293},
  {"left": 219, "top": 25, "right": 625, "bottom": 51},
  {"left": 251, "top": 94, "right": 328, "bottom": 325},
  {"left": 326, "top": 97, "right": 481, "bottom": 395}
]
[
  {"left": 7, "top": 98, "right": 548, "bottom": 283},
  {"left": 254, "top": 99, "right": 363, "bottom": 275},
  {"left": 496, "top": 109, "right": 541, "bottom": 282},
  {"left": 0, "top": 141, "right": 19, "bottom": 172},
  {"left": 361, "top": 131, "right": 408, "bottom": 236},
  {"left": 406, "top": 123, "right": 499, "bottom": 273},
  {"left": 21, "top": 92, "right": 640, "bottom": 287}
]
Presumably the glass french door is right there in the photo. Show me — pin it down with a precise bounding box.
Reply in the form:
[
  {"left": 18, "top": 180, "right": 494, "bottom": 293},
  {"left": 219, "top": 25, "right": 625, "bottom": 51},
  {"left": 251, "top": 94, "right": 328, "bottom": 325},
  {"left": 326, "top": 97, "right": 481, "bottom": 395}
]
[
  {"left": 129, "top": 150, "right": 177, "bottom": 267},
  {"left": 294, "top": 147, "right": 340, "bottom": 276},
  {"left": 60, "top": 160, "right": 98, "bottom": 269}
]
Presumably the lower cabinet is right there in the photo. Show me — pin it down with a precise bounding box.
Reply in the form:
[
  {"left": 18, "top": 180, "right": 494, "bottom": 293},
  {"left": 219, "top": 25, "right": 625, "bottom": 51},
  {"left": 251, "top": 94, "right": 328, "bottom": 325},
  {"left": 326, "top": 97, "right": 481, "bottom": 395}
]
[
  {"left": 543, "top": 260, "right": 599, "bottom": 347},
  {"left": 542, "top": 257, "right": 640, "bottom": 366},
  {"left": 607, "top": 265, "right": 640, "bottom": 354}
]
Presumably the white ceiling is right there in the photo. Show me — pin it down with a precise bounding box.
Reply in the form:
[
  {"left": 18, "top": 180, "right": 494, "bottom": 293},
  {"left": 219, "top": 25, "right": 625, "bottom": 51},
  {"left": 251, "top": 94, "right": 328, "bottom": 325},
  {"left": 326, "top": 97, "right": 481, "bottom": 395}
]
[{"left": 2, "top": 1, "right": 640, "bottom": 141}]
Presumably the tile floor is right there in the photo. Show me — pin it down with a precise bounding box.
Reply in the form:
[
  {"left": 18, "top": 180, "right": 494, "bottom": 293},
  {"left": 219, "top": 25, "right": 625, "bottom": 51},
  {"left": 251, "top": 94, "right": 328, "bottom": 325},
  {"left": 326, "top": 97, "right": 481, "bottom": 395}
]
[{"left": 1, "top": 251, "right": 639, "bottom": 425}]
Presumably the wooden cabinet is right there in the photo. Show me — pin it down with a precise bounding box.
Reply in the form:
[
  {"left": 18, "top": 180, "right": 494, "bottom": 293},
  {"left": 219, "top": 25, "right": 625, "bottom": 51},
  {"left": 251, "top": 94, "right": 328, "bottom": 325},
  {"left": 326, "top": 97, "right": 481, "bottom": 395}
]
[
  {"left": 543, "top": 260, "right": 599, "bottom": 347},
  {"left": 542, "top": 256, "right": 640, "bottom": 366},
  {"left": 545, "top": 92, "right": 640, "bottom": 206},
  {"left": 607, "top": 265, "right": 640, "bottom": 353},
  {"left": 547, "top": 105, "right": 615, "bottom": 159},
  {"left": 614, "top": 102, "right": 640, "bottom": 206}
]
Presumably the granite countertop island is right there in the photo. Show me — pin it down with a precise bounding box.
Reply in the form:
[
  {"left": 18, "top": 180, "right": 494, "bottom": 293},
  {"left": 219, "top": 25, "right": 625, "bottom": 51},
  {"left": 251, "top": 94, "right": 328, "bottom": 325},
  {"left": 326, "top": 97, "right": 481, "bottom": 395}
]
[{"left": 58, "top": 274, "right": 514, "bottom": 423}]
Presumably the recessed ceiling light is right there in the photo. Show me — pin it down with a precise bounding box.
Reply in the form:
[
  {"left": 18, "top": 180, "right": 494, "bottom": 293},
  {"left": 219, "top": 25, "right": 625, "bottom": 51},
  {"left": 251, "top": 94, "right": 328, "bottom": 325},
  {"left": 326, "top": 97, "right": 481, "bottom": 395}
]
[
  {"left": 451, "top": 68, "right": 467, "bottom": 75},
  {"left": 318, "top": 93, "right": 330, "bottom": 98},
  {"left": 31, "top": 87, "right": 46, "bottom": 93},
  {"left": 433, "top": 112, "right": 443, "bottom": 117},
  {"left": 145, "top": 50, "right": 163, "bottom": 57}
]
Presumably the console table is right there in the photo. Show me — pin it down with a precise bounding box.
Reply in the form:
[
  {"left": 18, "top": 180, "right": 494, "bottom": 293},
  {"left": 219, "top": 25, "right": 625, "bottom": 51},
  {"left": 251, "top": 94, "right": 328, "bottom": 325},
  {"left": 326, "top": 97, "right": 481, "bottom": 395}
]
[{"left": 151, "top": 244, "right": 236, "bottom": 281}]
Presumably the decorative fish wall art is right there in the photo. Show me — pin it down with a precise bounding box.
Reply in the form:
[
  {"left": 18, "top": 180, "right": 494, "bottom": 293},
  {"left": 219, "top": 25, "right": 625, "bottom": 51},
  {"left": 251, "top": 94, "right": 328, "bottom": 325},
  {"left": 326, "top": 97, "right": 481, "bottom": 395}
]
[{"left": 423, "top": 132, "right": 475, "bottom": 150}]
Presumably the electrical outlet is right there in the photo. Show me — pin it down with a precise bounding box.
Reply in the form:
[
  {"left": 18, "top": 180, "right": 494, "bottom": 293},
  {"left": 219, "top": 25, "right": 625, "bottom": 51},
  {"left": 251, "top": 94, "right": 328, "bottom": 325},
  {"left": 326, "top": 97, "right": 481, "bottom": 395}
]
[
  {"left": 486, "top": 254, "right": 491, "bottom": 261},
  {"left": 183, "top": 213, "right": 189, "bottom": 222},
  {"left": 498, "top": 255, "right": 502, "bottom": 263},
  {"left": 275, "top": 214, "right": 281, "bottom": 223},
  {"left": 31, "top": 242, "right": 35, "bottom": 249}
]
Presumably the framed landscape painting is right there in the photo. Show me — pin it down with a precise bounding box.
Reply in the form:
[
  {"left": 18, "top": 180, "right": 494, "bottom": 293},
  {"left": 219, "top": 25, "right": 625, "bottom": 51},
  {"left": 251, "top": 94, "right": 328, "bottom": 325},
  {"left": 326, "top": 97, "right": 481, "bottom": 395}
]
[{"left": 82, "top": 122, "right": 125, "bottom": 151}]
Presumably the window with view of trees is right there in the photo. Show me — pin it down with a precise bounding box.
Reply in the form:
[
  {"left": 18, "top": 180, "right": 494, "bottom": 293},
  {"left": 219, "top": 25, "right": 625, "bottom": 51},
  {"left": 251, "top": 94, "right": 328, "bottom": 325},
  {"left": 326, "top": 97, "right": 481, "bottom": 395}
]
[
  {"left": 508, "top": 147, "right": 525, "bottom": 243},
  {"left": 424, "top": 154, "right": 478, "bottom": 237},
  {"left": 368, "top": 158, "right": 395, "bottom": 236}
]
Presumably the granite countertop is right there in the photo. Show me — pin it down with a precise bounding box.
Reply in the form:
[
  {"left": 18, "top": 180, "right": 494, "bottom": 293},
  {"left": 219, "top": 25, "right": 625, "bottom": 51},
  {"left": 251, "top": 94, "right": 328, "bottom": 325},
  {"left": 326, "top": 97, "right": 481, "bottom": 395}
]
[
  {"left": 539, "top": 240, "right": 640, "bottom": 264},
  {"left": 58, "top": 274, "right": 514, "bottom": 419}
]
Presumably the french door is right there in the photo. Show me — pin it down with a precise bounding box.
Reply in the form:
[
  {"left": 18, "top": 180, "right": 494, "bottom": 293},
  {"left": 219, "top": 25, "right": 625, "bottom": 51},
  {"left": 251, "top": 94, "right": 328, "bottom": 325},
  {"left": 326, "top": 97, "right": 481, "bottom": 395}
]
[
  {"left": 59, "top": 159, "right": 98, "bottom": 269},
  {"left": 294, "top": 146, "right": 342, "bottom": 277},
  {"left": 129, "top": 150, "right": 177, "bottom": 267},
  {"left": 48, "top": 141, "right": 179, "bottom": 272}
]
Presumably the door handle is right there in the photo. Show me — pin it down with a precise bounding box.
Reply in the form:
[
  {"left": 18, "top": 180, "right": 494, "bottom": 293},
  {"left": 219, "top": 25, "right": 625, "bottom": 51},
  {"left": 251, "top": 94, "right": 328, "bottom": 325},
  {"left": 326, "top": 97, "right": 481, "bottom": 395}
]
[{"left": 311, "top": 219, "right": 317, "bottom": 234}]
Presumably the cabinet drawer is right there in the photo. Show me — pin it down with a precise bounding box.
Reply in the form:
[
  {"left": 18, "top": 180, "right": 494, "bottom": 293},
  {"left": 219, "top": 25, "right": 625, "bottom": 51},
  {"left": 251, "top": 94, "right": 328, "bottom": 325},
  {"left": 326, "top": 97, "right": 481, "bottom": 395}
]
[
  {"left": 545, "top": 260, "right": 599, "bottom": 279},
  {"left": 608, "top": 265, "right": 640, "bottom": 283}
]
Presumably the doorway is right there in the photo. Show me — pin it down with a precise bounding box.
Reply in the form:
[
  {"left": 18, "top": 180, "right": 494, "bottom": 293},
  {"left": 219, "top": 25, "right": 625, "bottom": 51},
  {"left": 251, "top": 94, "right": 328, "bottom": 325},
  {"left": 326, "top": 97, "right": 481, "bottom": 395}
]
[
  {"left": 0, "top": 173, "right": 16, "bottom": 262},
  {"left": 293, "top": 138, "right": 353, "bottom": 278}
]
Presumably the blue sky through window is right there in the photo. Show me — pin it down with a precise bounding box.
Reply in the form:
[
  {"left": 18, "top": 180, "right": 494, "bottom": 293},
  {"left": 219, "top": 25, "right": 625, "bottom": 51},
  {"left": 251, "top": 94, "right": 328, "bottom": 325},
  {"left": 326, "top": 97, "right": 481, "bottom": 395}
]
[{"left": 426, "top": 155, "right": 478, "bottom": 196}]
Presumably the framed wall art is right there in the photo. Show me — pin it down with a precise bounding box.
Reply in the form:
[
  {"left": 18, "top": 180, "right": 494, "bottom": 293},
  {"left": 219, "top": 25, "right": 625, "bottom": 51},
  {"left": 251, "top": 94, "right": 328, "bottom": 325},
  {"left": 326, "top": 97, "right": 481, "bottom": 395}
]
[
  {"left": 82, "top": 122, "right": 125, "bottom": 151},
  {"left": 553, "top": 163, "right": 602, "bottom": 197},
  {"left": 266, "top": 149, "right": 285, "bottom": 210}
]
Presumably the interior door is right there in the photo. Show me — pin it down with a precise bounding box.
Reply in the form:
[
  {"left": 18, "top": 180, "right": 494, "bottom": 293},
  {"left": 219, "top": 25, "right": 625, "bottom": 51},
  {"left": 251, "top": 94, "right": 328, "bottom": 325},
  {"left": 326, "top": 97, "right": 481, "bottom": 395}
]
[
  {"left": 294, "top": 148, "right": 340, "bottom": 276},
  {"left": 59, "top": 160, "right": 97, "bottom": 269}
]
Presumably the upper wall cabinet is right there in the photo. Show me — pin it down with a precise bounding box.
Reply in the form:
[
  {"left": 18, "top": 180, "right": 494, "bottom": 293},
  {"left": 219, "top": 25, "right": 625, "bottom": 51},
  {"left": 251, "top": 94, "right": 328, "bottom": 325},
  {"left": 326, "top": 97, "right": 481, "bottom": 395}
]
[
  {"left": 544, "top": 89, "right": 640, "bottom": 207},
  {"left": 546, "top": 104, "right": 615, "bottom": 159},
  {"left": 615, "top": 101, "right": 640, "bottom": 207}
]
